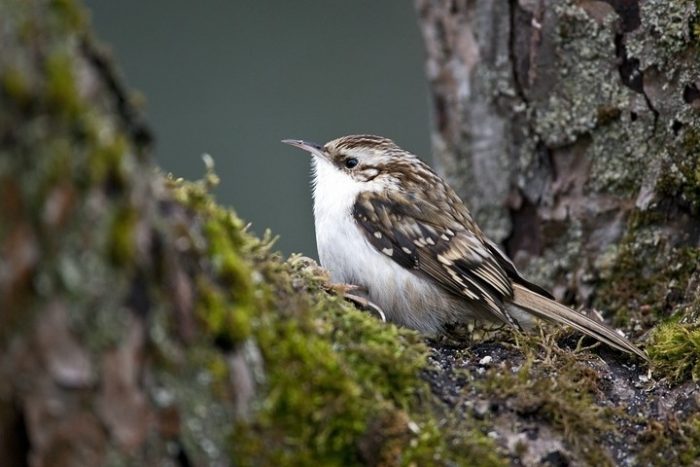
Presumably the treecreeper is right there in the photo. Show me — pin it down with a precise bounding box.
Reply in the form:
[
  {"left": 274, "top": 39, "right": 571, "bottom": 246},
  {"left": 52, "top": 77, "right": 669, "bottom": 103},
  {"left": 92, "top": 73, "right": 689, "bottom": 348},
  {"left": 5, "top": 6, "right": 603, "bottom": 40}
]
[{"left": 283, "top": 135, "right": 647, "bottom": 360}]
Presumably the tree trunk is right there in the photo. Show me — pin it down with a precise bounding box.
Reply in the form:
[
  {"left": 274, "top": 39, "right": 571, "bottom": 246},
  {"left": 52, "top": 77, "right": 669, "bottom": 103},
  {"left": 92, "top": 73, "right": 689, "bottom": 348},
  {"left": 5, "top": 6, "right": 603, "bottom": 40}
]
[
  {"left": 416, "top": 0, "right": 700, "bottom": 319},
  {"left": 415, "top": 0, "right": 700, "bottom": 463},
  {"left": 0, "top": 1, "right": 501, "bottom": 466}
]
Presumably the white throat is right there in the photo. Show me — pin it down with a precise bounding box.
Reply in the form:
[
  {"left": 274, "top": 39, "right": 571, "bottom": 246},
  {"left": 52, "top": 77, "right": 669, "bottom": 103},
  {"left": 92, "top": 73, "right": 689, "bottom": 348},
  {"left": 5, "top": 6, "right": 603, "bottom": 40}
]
[
  {"left": 309, "top": 157, "right": 450, "bottom": 333},
  {"left": 311, "top": 157, "right": 368, "bottom": 283},
  {"left": 311, "top": 155, "right": 381, "bottom": 285},
  {"left": 311, "top": 157, "right": 365, "bottom": 224}
]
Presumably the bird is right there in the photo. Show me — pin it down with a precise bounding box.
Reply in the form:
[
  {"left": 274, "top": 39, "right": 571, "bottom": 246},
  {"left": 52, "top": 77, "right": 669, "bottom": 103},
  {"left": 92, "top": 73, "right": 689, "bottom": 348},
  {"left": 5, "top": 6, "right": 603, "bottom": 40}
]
[{"left": 282, "top": 135, "right": 647, "bottom": 360}]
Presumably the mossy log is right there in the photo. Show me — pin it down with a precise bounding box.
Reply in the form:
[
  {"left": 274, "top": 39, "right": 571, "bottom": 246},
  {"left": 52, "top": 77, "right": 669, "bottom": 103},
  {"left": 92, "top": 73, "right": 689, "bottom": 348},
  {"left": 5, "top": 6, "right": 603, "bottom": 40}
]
[{"left": 0, "top": 0, "right": 698, "bottom": 466}]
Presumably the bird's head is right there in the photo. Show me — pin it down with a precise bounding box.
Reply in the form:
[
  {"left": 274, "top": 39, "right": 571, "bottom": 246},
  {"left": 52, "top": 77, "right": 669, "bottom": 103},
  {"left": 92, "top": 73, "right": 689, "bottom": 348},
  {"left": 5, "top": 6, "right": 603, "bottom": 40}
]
[{"left": 282, "top": 134, "right": 426, "bottom": 187}]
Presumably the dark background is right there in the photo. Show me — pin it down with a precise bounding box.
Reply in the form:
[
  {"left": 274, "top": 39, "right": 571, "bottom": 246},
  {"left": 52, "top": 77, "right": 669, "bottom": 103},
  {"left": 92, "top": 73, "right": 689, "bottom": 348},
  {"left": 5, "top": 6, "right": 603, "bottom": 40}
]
[{"left": 85, "top": 1, "right": 431, "bottom": 257}]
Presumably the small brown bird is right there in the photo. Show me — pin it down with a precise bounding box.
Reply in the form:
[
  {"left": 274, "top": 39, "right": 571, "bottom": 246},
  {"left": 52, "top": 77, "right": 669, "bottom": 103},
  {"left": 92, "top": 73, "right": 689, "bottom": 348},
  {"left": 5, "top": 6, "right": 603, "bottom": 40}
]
[{"left": 283, "top": 135, "right": 646, "bottom": 359}]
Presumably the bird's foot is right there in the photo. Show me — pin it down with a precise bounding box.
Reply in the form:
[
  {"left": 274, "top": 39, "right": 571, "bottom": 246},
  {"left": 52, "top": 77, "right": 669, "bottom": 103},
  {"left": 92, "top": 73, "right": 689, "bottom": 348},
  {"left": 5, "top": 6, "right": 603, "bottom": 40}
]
[
  {"left": 344, "top": 292, "right": 386, "bottom": 322},
  {"left": 325, "top": 283, "right": 386, "bottom": 322}
]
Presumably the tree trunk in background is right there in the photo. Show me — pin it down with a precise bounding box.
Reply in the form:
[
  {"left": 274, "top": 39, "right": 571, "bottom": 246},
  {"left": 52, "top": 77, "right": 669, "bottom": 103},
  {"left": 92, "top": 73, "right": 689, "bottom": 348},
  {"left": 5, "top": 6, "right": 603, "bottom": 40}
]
[{"left": 416, "top": 0, "right": 700, "bottom": 327}]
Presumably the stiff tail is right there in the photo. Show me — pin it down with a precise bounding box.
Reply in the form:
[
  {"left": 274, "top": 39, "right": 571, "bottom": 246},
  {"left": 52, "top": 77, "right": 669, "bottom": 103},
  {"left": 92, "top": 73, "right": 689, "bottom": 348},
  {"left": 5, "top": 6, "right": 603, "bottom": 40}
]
[{"left": 511, "top": 283, "right": 648, "bottom": 360}]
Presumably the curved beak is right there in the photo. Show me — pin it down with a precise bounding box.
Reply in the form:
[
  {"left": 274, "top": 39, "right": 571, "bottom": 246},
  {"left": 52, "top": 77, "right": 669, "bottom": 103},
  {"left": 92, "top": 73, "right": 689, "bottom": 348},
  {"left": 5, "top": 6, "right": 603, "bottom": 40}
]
[{"left": 281, "top": 139, "right": 326, "bottom": 159}]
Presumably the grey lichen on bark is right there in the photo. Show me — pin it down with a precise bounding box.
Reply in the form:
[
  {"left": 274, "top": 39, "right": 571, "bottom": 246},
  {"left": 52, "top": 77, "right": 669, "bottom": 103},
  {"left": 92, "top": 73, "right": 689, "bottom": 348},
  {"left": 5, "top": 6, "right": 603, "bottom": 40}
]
[
  {"left": 0, "top": 1, "right": 502, "bottom": 465},
  {"left": 417, "top": 0, "right": 700, "bottom": 312},
  {"left": 418, "top": 0, "right": 518, "bottom": 242},
  {"left": 416, "top": 0, "right": 700, "bottom": 463}
]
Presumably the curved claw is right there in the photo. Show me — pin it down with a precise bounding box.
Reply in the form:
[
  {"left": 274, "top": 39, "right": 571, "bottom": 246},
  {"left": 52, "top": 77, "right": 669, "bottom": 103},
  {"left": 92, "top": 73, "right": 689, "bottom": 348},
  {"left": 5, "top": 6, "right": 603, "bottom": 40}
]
[{"left": 343, "top": 293, "right": 386, "bottom": 322}]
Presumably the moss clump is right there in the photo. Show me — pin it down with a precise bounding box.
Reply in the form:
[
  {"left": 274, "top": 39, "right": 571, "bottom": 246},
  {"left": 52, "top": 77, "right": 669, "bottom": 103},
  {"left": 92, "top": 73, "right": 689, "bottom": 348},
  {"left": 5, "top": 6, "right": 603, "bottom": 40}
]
[
  {"left": 195, "top": 277, "right": 252, "bottom": 346},
  {"left": 88, "top": 132, "right": 128, "bottom": 186},
  {"left": 203, "top": 217, "right": 252, "bottom": 289},
  {"left": 638, "top": 415, "right": 700, "bottom": 465},
  {"left": 45, "top": 52, "right": 82, "bottom": 119},
  {"left": 107, "top": 205, "right": 137, "bottom": 266},
  {"left": 595, "top": 211, "right": 700, "bottom": 326},
  {"left": 196, "top": 212, "right": 256, "bottom": 347},
  {"left": 50, "top": 0, "right": 87, "bottom": 31},
  {"left": 476, "top": 332, "right": 616, "bottom": 465},
  {"left": 647, "top": 322, "right": 700, "bottom": 382},
  {"left": 1, "top": 67, "right": 30, "bottom": 106},
  {"left": 233, "top": 299, "right": 501, "bottom": 465},
  {"left": 164, "top": 170, "right": 503, "bottom": 466}
]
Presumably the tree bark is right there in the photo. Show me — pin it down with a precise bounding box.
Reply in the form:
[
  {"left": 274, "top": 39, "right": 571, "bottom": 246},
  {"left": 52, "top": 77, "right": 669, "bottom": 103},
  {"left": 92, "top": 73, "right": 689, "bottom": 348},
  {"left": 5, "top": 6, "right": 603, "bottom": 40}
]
[
  {"left": 417, "top": 0, "right": 700, "bottom": 318},
  {"left": 0, "top": 2, "right": 502, "bottom": 466},
  {"left": 415, "top": 0, "right": 700, "bottom": 463}
]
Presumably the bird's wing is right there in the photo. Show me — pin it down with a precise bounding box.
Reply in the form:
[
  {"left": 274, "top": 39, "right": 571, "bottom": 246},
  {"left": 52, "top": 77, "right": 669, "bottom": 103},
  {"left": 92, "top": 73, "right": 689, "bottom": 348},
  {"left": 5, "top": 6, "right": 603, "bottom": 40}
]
[
  {"left": 484, "top": 239, "right": 555, "bottom": 299},
  {"left": 352, "top": 191, "right": 648, "bottom": 359},
  {"left": 353, "top": 190, "right": 519, "bottom": 327}
]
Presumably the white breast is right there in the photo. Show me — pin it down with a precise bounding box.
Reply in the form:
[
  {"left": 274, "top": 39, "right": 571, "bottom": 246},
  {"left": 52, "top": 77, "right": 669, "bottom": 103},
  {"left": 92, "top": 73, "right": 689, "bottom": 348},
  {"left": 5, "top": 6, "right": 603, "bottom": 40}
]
[{"left": 311, "top": 157, "right": 461, "bottom": 333}]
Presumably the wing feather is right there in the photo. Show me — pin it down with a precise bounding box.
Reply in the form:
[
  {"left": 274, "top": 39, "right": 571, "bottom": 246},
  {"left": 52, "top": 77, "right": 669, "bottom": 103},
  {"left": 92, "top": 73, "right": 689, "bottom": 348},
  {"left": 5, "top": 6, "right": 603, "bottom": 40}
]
[{"left": 353, "top": 191, "right": 517, "bottom": 325}]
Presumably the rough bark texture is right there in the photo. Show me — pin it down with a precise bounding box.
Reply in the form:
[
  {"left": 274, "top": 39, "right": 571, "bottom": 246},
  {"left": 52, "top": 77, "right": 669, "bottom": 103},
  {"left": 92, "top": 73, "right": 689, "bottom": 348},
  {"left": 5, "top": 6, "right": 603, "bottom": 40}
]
[
  {"left": 417, "top": 0, "right": 700, "bottom": 310},
  {"left": 0, "top": 1, "right": 498, "bottom": 465},
  {"left": 416, "top": 0, "right": 700, "bottom": 464},
  {"left": 1, "top": 0, "right": 700, "bottom": 466}
]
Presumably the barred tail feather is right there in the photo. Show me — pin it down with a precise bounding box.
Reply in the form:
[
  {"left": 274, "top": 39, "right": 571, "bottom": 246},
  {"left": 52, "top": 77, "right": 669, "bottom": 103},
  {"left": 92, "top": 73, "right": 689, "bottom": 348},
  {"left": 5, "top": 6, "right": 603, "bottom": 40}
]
[{"left": 511, "top": 284, "right": 648, "bottom": 360}]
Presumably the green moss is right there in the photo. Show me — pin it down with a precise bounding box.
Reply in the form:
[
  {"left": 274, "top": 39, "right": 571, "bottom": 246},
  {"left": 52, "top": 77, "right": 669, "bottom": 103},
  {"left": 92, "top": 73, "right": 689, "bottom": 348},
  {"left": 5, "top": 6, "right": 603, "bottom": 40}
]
[
  {"left": 233, "top": 298, "right": 502, "bottom": 465},
  {"left": 163, "top": 170, "right": 503, "bottom": 465},
  {"left": 235, "top": 258, "right": 450, "bottom": 464},
  {"left": 648, "top": 322, "right": 700, "bottom": 382},
  {"left": 196, "top": 276, "right": 252, "bottom": 346},
  {"left": 638, "top": 415, "right": 700, "bottom": 465},
  {"left": 166, "top": 154, "right": 220, "bottom": 202},
  {"left": 89, "top": 132, "right": 127, "bottom": 186},
  {"left": 50, "top": 0, "right": 87, "bottom": 31},
  {"left": 595, "top": 211, "right": 700, "bottom": 325},
  {"left": 171, "top": 166, "right": 256, "bottom": 348},
  {"left": 107, "top": 205, "right": 137, "bottom": 266},
  {"left": 234, "top": 312, "right": 368, "bottom": 465},
  {"left": 478, "top": 334, "right": 616, "bottom": 464},
  {"left": 46, "top": 52, "right": 81, "bottom": 118},
  {"left": 1, "top": 67, "right": 30, "bottom": 106},
  {"left": 203, "top": 217, "right": 250, "bottom": 286}
]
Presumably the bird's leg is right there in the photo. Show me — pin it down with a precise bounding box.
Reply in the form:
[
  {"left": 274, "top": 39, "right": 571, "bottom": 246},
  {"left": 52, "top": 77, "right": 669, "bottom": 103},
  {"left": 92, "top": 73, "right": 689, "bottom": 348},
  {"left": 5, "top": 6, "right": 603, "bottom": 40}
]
[{"left": 325, "top": 283, "right": 386, "bottom": 322}]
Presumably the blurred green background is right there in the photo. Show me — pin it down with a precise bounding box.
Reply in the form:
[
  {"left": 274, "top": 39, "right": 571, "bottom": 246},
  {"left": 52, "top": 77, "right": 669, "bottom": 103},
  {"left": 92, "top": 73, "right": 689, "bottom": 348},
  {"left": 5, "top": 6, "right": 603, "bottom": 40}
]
[{"left": 85, "top": 1, "right": 431, "bottom": 258}]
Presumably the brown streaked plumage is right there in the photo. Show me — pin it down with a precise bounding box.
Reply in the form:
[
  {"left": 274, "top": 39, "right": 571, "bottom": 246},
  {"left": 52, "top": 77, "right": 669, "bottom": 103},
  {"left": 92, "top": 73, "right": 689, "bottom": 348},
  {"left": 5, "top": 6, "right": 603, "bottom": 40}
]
[{"left": 283, "top": 134, "right": 647, "bottom": 360}]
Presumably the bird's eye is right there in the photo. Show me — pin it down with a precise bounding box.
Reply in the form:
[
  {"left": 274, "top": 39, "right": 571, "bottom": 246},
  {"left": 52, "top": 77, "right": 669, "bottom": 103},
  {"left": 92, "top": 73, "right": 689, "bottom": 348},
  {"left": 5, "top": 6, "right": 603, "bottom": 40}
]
[{"left": 345, "top": 158, "right": 359, "bottom": 169}]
